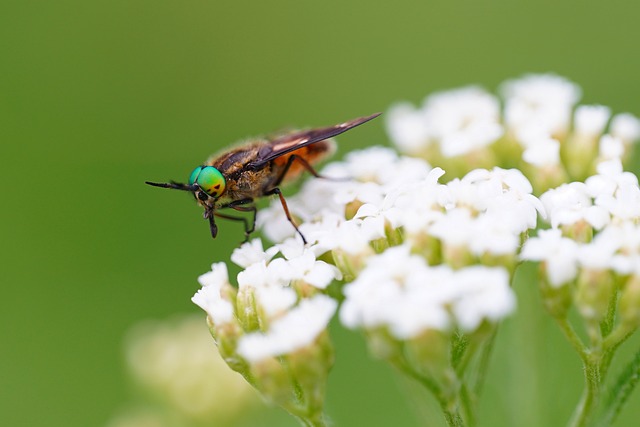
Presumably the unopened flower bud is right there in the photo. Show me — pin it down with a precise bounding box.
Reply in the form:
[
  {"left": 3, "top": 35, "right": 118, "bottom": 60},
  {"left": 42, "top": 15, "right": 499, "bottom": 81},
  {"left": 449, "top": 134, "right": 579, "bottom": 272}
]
[
  {"left": 575, "top": 268, "right": 615, "bottom": 323},
  {"left": 619, "top": 274, "right": 640, "bottom": 329}
]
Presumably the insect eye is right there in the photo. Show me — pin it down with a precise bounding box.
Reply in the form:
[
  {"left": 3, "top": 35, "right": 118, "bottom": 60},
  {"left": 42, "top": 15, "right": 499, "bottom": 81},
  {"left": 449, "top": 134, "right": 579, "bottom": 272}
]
[
  {"left": 196, "top": 166, "right": 226, "bottom": 198},
  {"left": 188, "top": 166, "right": 204, "bottom": 186}
]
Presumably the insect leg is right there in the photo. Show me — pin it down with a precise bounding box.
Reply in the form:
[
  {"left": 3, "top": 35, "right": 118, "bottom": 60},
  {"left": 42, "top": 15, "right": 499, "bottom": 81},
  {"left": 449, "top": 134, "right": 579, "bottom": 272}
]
[
  {"left": 216, "top": 199, "right": 257, "bottom": 242},
  {"left": 229, "top": 205, "right": 257, "bottom": 239},
  {"left": 273, "top": 155, "right": 322, "bottom": 186},
  {"left": 207, "top": 213, "right": 218, "bottom": 238},
  {"left": 214, "top": 211, "right": 254, "bottom": 243},
  {"left": 265, "top": 187, "right": 307, "bottom": 244}
]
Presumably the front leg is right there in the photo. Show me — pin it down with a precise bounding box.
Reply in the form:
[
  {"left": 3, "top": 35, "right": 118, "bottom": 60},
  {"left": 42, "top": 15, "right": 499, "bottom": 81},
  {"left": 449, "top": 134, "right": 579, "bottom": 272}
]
[{"left": 217, "top": 198, "right": 257, "bottom": 242}]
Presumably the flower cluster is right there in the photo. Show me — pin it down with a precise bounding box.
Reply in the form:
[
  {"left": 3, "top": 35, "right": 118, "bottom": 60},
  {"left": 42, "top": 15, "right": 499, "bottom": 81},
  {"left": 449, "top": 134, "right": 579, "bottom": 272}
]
[
  {"left": 109, "top": 315, "right": 256, "bottom": 427},
  {"left": 522, "top": 159, "right": 640, "bottom": 332},
  {"left": 243, "top": 146, "right": 542, "bottom": 419},
  {"left": 192, "top": 240, "right": 338, "bottom": 424},
  {"left": 386, "top": 74, "right": 640, "bottom": 192},
  {"left": 190, "top": 75, "right": 640, "bottom": 426}
]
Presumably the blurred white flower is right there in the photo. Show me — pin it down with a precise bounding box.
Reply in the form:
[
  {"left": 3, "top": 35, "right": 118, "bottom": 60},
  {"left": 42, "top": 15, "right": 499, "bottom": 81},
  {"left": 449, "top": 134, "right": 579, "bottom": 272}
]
[
  {"left": 501, "top": 74, "right": 581, "bottom": 136},
  {"left": 521, "top": 229, "right": 580, "bottom": 287},
  {"left": 540, "top": 182, "right": 609, "bottom": 230},
  {"left": 423, "top": 86, "right": 504, "bottom": 157},
  {"left": 610, "top": 112, "right": 640, "bottom": 144},
  {"left": 385, "top": 103, "right": 432, "bottom": 154},
  {"left": 386, "top": 87, "right": 503, "bottom": 158},
  {"left": 573, "top": 105, "right": 611, "bottom": 137},
  {"left": 123, "top": 315, "right": 256, "bottom": 422},
  {"left": 521, "top": 134, "right": 561, "bottom": 167},
  {"left": 598, "top": 135, "right": 625, "bottom": 161}
]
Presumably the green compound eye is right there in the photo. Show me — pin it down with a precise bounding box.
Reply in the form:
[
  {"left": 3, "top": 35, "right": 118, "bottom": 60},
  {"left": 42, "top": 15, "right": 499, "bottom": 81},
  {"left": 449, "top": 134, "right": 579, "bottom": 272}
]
[
  {"left": 188, "top": 166, "right": 203, "bottom": 186},
  {"left": 196, "top": 166, "right": 226, "bottom": 198}
]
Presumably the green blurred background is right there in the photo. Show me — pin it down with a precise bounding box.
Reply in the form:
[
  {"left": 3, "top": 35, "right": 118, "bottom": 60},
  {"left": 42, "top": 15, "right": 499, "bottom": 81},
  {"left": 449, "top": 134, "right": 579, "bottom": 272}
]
[{"left": 3, "top": 1, "right": 640, "bottom": 426}]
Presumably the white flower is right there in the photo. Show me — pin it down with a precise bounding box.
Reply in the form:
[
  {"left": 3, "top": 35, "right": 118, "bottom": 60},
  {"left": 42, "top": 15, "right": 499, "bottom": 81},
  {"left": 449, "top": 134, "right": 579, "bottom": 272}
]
[
  {"left": 573, "top": 105, "right": 611, "bottom": 136},
  {"left": 491, "top": 194, "right": 545, "bottom": 234},
  {"left": 285, "top": 250, "right": 342, "bottom": 289},
  {"left": 610, "top": 113, "right": 640, "bottom": 144},
  {"left": 340, "top": 246, "right": 515, "bottom": 338},
  {"left": 598, "top": 135, "right": 625, "bottom": 161},
  {"left": 422, "top": 86, "right": 503, "bottom": 157},
  {"left": 455, "top": 167, "right": 534, "bottom": 211},
  {"left": 501, "top": 74, "right": 581, "bottom": 136},
  {"left": 604, "top": 223, "right": 640, "bottom": 274},
  {"left": 236, "top": 295, "right": 337, "bottom": 363},
  {"left": 192, "top": 263, "right": 235, "bottom": 324},
  {"left": 382, "top": 168, "right": 448, "bottom": 233},
  {"left": 585, "top": 159, "right": 637, "bottom": 198},
  {"left": 449, "top": 266, "right": 515, "bottom": 331},
  {"left": 521, "top": 134, "right": 561, "bottom": 167},
  {"left": 577, "top": 234, "right": 619, "bottom": 271},
  {"left": 331, "top": 146, "right": 402, "bottom": 184},
  {"left": 520, "top": 229, "right": 580, "bottom": 287},
  {"left": 237, "top": 259, "right": 293, "bottom": 289},
  {"left": 340, "top": 246, "right": 451, "bottom": 336},
  {"left": 254, "top": 286, "right": 297, "bottom": 318},
  {"left": 231, "top": 239, "right": 279, "bottom": 268},
  {"left": 596, "top": 183, "right": 640, "bottom": 221},
  {"left": 304, "top": 215, "right": 379, "bottom": 255},
  {"left": 467, "top": 214, "right": 521, "bottom": 256},
  {"left": 429, "top": 208, "right": 477, "bottom": 248},
  {"left": 386, "top": 87, "right": 503, "bottom": 157},
  {"left": 256, "top": 203, "right": 298, "bottom": 243},
  {"left": 123, "top": 316, "right": 256, "bottom": 421},
  {"left": 385, "top": 102, "right": 432, "bottom": 154},
  {"left": 540, "top": 182, "right": 609, "bottom": 229}
]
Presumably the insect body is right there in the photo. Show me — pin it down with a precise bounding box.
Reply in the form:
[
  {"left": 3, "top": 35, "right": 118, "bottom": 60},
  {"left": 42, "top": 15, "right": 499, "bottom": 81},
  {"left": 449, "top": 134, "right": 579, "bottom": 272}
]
[{"left": 146, "top": 113, "right": 381, "bottom": 243}]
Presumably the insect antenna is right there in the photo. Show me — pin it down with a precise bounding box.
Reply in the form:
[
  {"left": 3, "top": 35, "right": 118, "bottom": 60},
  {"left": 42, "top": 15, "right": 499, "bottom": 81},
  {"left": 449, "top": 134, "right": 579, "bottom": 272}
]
[{"left": 145, "top": 181, "right": 198, "bottom": 192}]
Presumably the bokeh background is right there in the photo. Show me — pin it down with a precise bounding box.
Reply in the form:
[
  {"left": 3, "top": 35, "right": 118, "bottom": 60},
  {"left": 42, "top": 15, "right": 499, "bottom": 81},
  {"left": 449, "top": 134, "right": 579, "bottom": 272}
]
[{"left": 3, "top": 1, "right": 640, "bottom": 426}]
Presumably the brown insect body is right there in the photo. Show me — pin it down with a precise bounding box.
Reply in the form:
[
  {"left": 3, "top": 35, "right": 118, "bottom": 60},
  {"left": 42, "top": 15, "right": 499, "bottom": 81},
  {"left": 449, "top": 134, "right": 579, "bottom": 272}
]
[
  {"left": 206, "top": 138, "right": 335, "bottom": 209},
  {"left": 146, "top": 113, "right": 380, "bottom": 243}
]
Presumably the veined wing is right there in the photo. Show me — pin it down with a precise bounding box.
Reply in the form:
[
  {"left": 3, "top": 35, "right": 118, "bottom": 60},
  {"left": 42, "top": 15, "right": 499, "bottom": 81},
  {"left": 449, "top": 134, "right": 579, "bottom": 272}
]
[{"left": 248, "top": 112, "right": 381, "bottom": 169}]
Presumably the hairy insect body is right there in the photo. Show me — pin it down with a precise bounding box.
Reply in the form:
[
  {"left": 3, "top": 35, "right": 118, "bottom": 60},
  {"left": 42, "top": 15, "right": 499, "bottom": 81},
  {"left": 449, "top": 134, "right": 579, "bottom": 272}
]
[
  {"left": 205, "top": 139, "right": 335, "bottom": 209},
  {"left": 146, "top": 113, "right": 379, "bottom": 242}
]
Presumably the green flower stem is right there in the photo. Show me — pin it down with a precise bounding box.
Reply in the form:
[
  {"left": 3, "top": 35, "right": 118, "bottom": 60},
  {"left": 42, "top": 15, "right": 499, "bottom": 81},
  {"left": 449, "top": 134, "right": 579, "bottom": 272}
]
[
  {"left": 460, "top": 384, "right": 477, "bottom": 427},
  {"left": 555, "top": 317, "right": 588, "bottom": 362},
  {"left": 453, "top": 336, "right": 481, "bottom": 378},
  {"left": 568, "top": 354, "right": 602, "bottom": 427},
  {"left": 472, "top": 329, "right": 498, "bottom": 396},
  {"left": 443, "top": 409, "right": 465, "bottom": 427},
  {"left": 392, "top": 356, "right": 468, "bottom": 427},
  {"left": 293, "top": 415, "right": 328, "bottom": 427},
  {"left": 602, "top": 325, "right": 636, "bottom": 354},
  {"left": 597, "top": 347, "right": 640, "bottom": 427}
]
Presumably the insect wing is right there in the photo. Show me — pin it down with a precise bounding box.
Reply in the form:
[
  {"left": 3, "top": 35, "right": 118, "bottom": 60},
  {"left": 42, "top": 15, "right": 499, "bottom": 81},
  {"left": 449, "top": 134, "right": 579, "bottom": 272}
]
[{"left": 248, "top": 112, "right": 381, "bottom": 168}]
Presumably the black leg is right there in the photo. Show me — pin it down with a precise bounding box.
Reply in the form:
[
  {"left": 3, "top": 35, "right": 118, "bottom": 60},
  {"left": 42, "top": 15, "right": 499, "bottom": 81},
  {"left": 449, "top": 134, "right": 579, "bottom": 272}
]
[
  {"left": 214, "top": 198, "right": 257, "bottom": 242},
  {"left": 213, "top": 212, "right": 250, "bottom": 242},
  {"left": 208, "top": 213, "right": 218, "bottom": 238},
  {"left": 229, "top": 205, "right": 257, "bottom": 239},
  {"left": 265, "top": 187, "right": 307, "bottom": 244}
]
